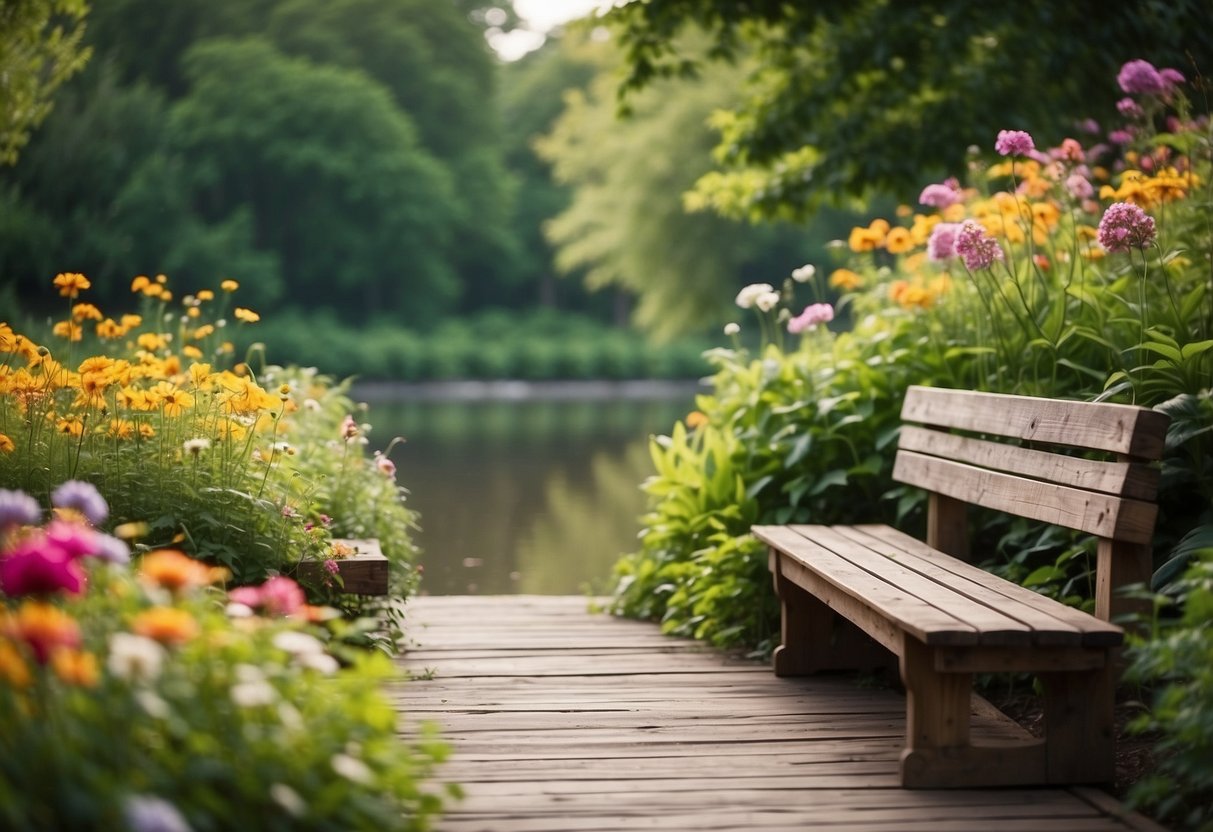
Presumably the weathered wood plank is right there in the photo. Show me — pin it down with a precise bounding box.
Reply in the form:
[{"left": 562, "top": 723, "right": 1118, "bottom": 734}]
[
  {"left": 900, "top": 385, "right": 1169, "bottom": 459},
  {"left": 394, "top": 595, "right": 1154, "bottom": 832},
  {"left": 893, "top": 450, "right": 1159, "bottom": 543},
  {"left": 296, "top": 538, "right": 389, "bottom": 594}
]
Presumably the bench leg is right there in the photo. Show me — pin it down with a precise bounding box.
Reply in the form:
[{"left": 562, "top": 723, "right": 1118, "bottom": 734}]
[
  {"left": 1040, "top": 661, "right": 1116, "bottom": 784},
  {"left": 770, "top": 551, "right": 890, "bottom": 676}
]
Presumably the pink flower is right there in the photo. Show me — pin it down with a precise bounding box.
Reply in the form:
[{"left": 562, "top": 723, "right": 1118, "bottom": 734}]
[
  {"left": 1159, "top": 67, "right": 1185, "bottom": 89},
  {"left": 1118, "top": 60, "right": 1165, "bottom": 95},
  {"left": 226, "top": 576, "right": 307, "bottom": 616},
  {"left": 1108, "top": 129, "right": 1134, "bottom": 145},
  {"left": 995, "top": 130, "right": 1035, "bottom": 157},
  {"left": 0, "top": 536, "right": 87, "bottom": 596},
  {"left": 375, "top": 452, "right": 396, "bottom": 480},
  {"left": 1065, "top": 174, "right": 1094, "bottom": 200},
  {"left": 1117, "top": 97, "right": 1144, "bottom": 118},
  {"left": 227, "top": 586, "right": 263, "bottom": 607},
  {"left": 1098, "top": 202, "right": 1156, "bottom": 252},
  {"left": 323, "top": 559, "right": 340, "bottom": 575},
  {"left": 340, "top": 415, "right": 359, "bottom": 440},
  {"left": 918, "top": 178, "right": 963, "bottom": 209},
  {"left": 953, "top": 221, "right": 1005, "bottom": 271},
  {"left": 927, "top": 222, "right": 962, "bottom": 262},
  {"left": 787, "top": 303, "right": 834, "bottom": 334},
  {"left": 1052, "top": 138, "right": 1085, "bottom": 163}
]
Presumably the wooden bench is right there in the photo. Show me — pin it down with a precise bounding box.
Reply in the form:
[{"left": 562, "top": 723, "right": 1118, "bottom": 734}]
[{"left": 753, "top": 385, "right": 1170, "bottom": 788}]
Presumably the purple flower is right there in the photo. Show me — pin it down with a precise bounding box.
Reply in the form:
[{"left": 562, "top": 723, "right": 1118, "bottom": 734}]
[
  {"left": 0, "top": 489, "right": 41, "bottom": 528},
  {"left": 918, "top": 178, "right": 963, "bottom": 209},
  {"left": 1098, "top": 202, "right": 1156, "bottom": 252},
  {"left": 1118, "top": 60, "right": 1165, "bottom": 95},
  {"left": 1159, "top": 67, "right": 1185, "bottom": 89},
  {"left": 0, "top": 534, "right": 87, "bottom": 596},
  {"left": 927, "top": 223, "right": 962, "bottom": 262},
  {"left": 92, "top": 533, "right": 132, "bottom": 565},
  {"left": 1078, "top": 118, "right": 1101, "bottom": 135},
  {"left": 953, "top": 221, "right": 1005, "bottom": 271},
  {"left": 1108, "top": 129, "right": 1134, "bottom": 145},
  {"left": 1116, "top": 97, "right": 1143, "bottom": 118},
  {"left": 995, "top": 130, "right": 1035, "bottom": 157},
  {"left": 787, "top": 303, "right": 834, "bottom": 334},
  {"left": 323, "top": 559, "right": 341, "bottom": 575},
  {"left": 51, "top": 480, "right": 107, "bottom": 526}
]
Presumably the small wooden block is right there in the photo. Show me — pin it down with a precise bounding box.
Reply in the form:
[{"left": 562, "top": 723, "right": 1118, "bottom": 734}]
[{"left": 296, "top": 538, "right": 390, "bottom": 595}]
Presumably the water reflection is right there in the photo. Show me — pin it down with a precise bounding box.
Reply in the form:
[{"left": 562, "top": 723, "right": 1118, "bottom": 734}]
[{"left": 360, "top": 394, "right": 692, "bottom": 595}]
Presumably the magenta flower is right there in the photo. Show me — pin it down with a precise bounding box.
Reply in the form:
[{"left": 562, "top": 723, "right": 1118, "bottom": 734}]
[
  {"left": 51, "top": 480, "right": 108, "bottom": 526},
  {"left": 0, "top": 536, "right": 87, "bottom": 596},
  {"left": 995, "top": 130, "right": 1035, "bottom": 157},
  {"left": 927, "top": 222, "right": 962, "bottom": 262},
  {"left": 1159, "top": 67, "right": 1185, "bottom": 88},
  {"left": 0, "top": 489, "right": 41, "bottom": 529},
  {"left": 1118, "top": 59, "right": 1165, "bottom": 95},
  {"left": 918, "top": 178, "right": 963, "bottom": 209},
  {"left": 231, "top": 576, "right": 307, "bottom": 617},
  {"left": 1108, "top": 128, "right": 1135, "bottom": 145},
  {"left": 1116, "top": 97, "right": 1144, "bottom": 118},
  {"left": 1097, "top": 202, "right": 1156, "bottom": 252},
  {"left": 953, "top": 221, "right": 1005, "bottom": 271},
  {"left": 787, "top": 303, "right": 834, "bottom": 334}
]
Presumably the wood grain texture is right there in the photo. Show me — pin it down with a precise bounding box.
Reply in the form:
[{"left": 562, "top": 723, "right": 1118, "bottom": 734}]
[
  {"left": 899, "top": 386, "right": 1169, "bottom": 459},
  {"left": 395, "top": 595, "right": 1154, "bottom": 831},
  {"left": 295, "top": 538, "right": 389, "bottom": 595}
]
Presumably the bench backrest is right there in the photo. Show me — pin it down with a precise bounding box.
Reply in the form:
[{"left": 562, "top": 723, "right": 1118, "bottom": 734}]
[{"left": 892, "top": 385, "right": 1171, "bottom": 621}]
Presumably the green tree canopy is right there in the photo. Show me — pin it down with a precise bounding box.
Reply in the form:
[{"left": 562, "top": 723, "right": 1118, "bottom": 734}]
[
  {"left": 0, "top": 0, "right": 91, "bottom": 165},
  {"left": 602, "top": 0, "right": 1213, "bottom": 219}
]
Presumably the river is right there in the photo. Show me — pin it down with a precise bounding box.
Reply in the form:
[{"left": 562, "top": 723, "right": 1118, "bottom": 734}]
[{"left": 354, "top": 382, "right": 699, "bottom": 596}]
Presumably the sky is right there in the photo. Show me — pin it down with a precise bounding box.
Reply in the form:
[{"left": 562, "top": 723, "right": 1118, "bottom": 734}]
[{"left": 489, "top": 0, "right": 609, "bottom": 61}]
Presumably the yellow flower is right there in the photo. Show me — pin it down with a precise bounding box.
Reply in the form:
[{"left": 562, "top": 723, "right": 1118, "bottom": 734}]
[
  {"left": 0, "top": 433, "right": 14, "bottom": 453},
  {"left": 132, "top": 607, "right": 200, "bottom": 645},
  {"left": 138, "top": 423, "right": 156, "bottom": 439},
  {"left": 186, "top": 307, "right": 201, "bottom": 319},
  {"left": 71, "top": 303, "right": 103, "bottom": 321},
  {"left": 107, "top": 419, "right": 135, "bottom": 440},
  {"left": 52, "top": 321, "right": 83, "bottom": 342},
  {"left": 56, "top": 417, "right": 84, "bottom": 436},
  {"left": 189, "top": 362, "right": 213, "bottom": 388},
  {"left": 828, "top": 269, "right": 863, "bottom": 291},
  {"left": 220, "top": 279, "right": 239, "bottom": 292},
  {"left": 197, "top": 289, "right": 215, "bottom": 301},
  {"left": 216, "top": 419, "right": 247, "bottom": 441},
  {"left": 137, "top": 332, "right": 167, "bottom": 352},
  {"left": 155, "top": 273, "right": 168, "bottom": 285},
  {"left": 78, "top": 356, "right": 114, "bottom": 374},
  {"left": 182, "top": 345, "right": 203, "bottom": 359},
  {"left": 234, "top": 307, "right": 260, "bottom": 323},
  {"left": 685, "top": 411, "right": 709, "bottom": 430},
  {"left": 96, "top": 318, "right": 124, "bottom": 339},
  {"left": 193, "top": 324, "right": 215, "bottom": 340},
  {"left": 131, "top": 275, "right": 151, "bottom": 293},
  {"left": 149, "top": 382, "right": 195, "bottom": 417},
  {"left": 51, "top": 648, "right": 100, "bottom": 687},
  {"left": 121, "top": 314, "right": 142, "bottom": 329},
  {"left": 884, "top": 227, "right": 915, "bottom": 254},
  {"left": 848, "top": 226, "right": 882, "bottom": 252},
  {"left": 53, "top": 272, "right": 90, "bottom": 298}
]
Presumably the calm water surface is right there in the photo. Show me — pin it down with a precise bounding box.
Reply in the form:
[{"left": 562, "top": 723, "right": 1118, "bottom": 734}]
[{"left": 359, "top": 388, "right": 696, "bottom": 595}]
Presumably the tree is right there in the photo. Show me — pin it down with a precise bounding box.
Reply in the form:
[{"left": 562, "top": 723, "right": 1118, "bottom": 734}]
[
  {"left": 0, "top": 0, "right": 91, "bottom": 165},
  {"left": 536, "top": 35, "right": 813, "bottom": 340},
  {"left": 602, "top": 0, "right": 1213, "bottom": 219}
]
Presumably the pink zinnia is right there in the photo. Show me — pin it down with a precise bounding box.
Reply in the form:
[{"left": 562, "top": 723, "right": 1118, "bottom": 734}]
[
  {"left": 0, "top": 537, "right": 87, "bottom": 597},
  {"left": 953, "top": 221, "right": 1004, "bottom": 271},
  {"left": 995, "top": 130, "right": 1035, "bottom": 157},
  {"left": 1065, "top": 174, "right": 1094, "bottom": 201},
  {"left": 787, "top": 303, "right": 834, "bottom": 334},
  {"left": 1097, "top": 202, "right": 1156, "bottom": 252},
  {"left": 927, "top": 222, "right": 962, "bottom": 262}
]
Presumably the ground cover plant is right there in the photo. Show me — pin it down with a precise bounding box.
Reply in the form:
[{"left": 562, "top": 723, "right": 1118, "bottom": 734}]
[{"left": 611, "top": 58, "right": 1213, "bottom": 826}]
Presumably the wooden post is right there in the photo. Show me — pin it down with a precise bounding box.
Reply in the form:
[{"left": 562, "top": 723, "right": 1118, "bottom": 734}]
[
  {"left": 927, "top": 493, "right": 970, "bottom": 560},
  {"left": 1095, "top": 537, "right": 1153, "bottom": 625},
  {"left": 1040, "top": 662, "right": 1116, "bottom": 783}
]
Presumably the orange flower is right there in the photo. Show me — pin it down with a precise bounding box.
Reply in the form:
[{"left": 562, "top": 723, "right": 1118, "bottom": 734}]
[
  {"left": 139, "top": 549, "right": 219, "bottom": 593},
  {"left": 828, "top": 269, "right": 863, "bottom": 291},
  {"left": 196, "top": 289, "right": 215, "bottom": 302},
  {"left": 149, "top": 381, "right": 195, "bottom": 417},
  {"left": 71, "top": 303, "right": 103, "bottom": 322},
  {"left": 220, "top": 279, "right": 239, "bottom": 292},
  {"left": 53, "top": 272, "right": 90, "bottom": 298},
  {"left": 136, "top": 332, "right": 167, "bottom": 352},
  {"left": 884, "top": 227, "right": 914, "bottom": 254},
  {"left": 51, "top": 648, "right": 100, "bottom": 687},
  {"left": 131, "top": 275, "right": 151, "bottom": 293},
  {"left": 685, "top": 411, "right": 709, "bottom": 430},
  {"left": 56, "top": 417, "right": 84, "bottom": 436},
  {"left": 51, "top": 321, "right": 83, "bottom": 342},
  {"left": 0, "top": 433, "right": 14, "bottom": 453},
  {"left": 234, "top": 307, "right": 260, "bottom": 323},
  {"left": 121, "top": 314, "right": 142, "bottom": 329},
  {"left": 3, "top": 602, "right": 82, "bottom": 663},
  {"left": 0, "top": 639, "right": 31, "bottom": 687},
  {"left": 132, "top": 607, "right": 200, "bottom": 645},
  {"left": 107, "top": 419, "right": 135, "bottom": 440}
]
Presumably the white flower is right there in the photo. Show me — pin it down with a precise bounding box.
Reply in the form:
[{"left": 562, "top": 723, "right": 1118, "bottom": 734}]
[
  {"left": 303, "top": 398, "right": 321, "bottom": 411},
  {"left": 791, "top": 263, "right": 816, "bottom": 283},
  {"left": 297, "top": 652, "right": 340, "bottom": 674},
  {"left": 270, "top": 783, "right": 306, "bottom": 817},
  {"left": 225, "top": 602, "right": 255, "bottom": 618},
  {"left": 331, "top": 753, "right": 374, "bottom": 785},
  {"left": 754, "top": 291, "right": 781, "bottom": 313},
  {"left": 135, "top": 690, "right": 171, "bottom": 720},
  {"left": 734, "top": 283, "right": 775, "bottom": 309},
  {"left": 723, "top": 322, "right": 740, "bottom": 336},
  {"left": 182, "top": 437, "right": 211, "bottom": 455},
  {"left": 231, "top": 680, "right": 277, "bottom": 708},
  {"left": 272, "top": 630, "right": 326, "bottom": 657},
  {"left": 107, "top": 633, "right": 166, "bottom": 683}
]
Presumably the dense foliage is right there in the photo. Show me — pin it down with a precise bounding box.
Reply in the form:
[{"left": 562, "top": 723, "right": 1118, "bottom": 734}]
[
  {"left": 610, "top": 61, "right": 1213, "bottom": 823},
  {"left": 602, "top": 0, "right": 1213, "bottom": 219}
]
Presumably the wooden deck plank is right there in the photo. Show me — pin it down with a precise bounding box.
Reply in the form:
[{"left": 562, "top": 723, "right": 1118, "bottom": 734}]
[{"left": 395, "top": 595, "right": 1161, "bottom": 832}]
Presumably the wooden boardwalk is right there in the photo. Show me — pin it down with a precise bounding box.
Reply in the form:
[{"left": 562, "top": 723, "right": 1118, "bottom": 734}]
[{"left": 390, "top": 595, "right": 1164, "bottom": 832}]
